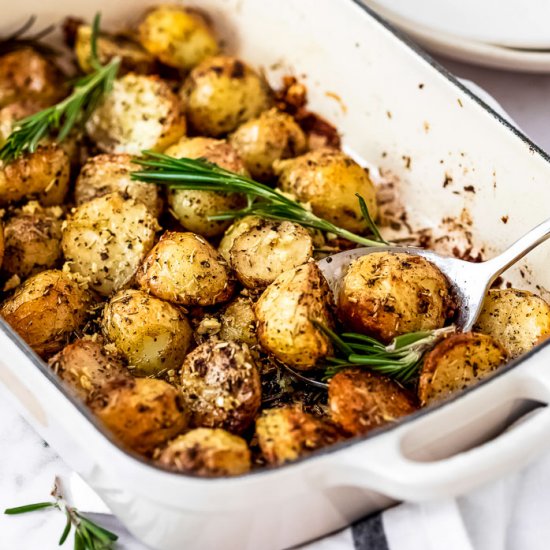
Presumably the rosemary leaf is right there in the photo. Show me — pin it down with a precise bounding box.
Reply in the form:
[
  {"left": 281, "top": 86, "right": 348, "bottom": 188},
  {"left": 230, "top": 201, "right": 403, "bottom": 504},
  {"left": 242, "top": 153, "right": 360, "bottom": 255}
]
[
  {"left": 59, "top": 511, "right": 73, "bottom": 546},
  {"left": 4, "top": 501, "right": 55, "bottom": 514}
]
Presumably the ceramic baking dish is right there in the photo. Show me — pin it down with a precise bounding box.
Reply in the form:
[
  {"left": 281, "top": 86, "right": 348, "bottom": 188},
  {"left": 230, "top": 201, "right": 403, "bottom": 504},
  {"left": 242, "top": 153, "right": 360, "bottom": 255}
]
[{"left": 3, "top": 0, "right": 550, "bottom": 548}]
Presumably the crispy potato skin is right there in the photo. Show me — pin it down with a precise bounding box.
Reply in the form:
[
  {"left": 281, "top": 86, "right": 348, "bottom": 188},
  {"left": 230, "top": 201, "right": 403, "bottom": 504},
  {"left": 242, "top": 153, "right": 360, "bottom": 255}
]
[
  {"left": 182, "top": 56, "right": 272, "bottom": 136},
  {"left": 0, "top": 145, "right": 70, "bottom": 206},
  {"left": 62, "top": 193, "right": 158, "bottom": 297},
  {"left": 418, "top": 332, "right": 507, "bottom": 406},
  {"left": 0, "top": 270, "right": 92, "bottom": 357},
  {"left": 218, "top": 215, "right": 262, "bottom": 262},
  {"left": 86, "top": 73, "right": 186, "bottom": 155},
  {"left": 230, "top": 108, "right": 307, "bottom": 181},
  {"left": 474, "top": 289, "right": 550, "bottom": 358},
  {"left": 93, "top": 377, "right": 188, "bottom": 454},
  {"left": 157, "top": 428, "right": 251, "bottom": 477},
  {"left": 180, "top": 341, "right": 261, "bottom": 433},
  {"left": 102, "top": 289, "right": 192, "bottom": 376},
  {"left": 219, "top": 296, "right": 257, "bottom": 347},
  {"left": 138, "top": 5, "right": 218, "bottom": 70},
  {"left": 255, "top": 263, "right": 334, "bottom": 370},
  {"left": 275, "top": 147, "right": 378, "bottom": 234},
  {"left": 255, "top": 407, "right": 340, "bottom": 465},
  {"left": 137, "top": 231, "right": 235, "bottom": 306},
  {"left": 339, "top": 252, "right": 453, "bottom": 343},
  {"left": 230, "top": 219, "right": 313, "bottom": 289},
  {"left": 328, "top": 369, "right": 417, "bottom": 435},
  {"left": 165, "top": 137, "right": 247, "bottom": 237}
]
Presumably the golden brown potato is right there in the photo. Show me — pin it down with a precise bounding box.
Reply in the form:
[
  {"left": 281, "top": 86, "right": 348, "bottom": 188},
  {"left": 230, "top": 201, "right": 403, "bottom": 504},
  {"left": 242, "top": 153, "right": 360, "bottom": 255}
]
[
  {"left": 102, "top": 289, "right": 193, "bottom": 376},
  {"left": 86, "top": 74, "right": 186, "bottom": 155},
  {"left": 338, "top": 252, "right": 454, "bottom": 343},
  {"left": 49, "top": 338, "right": 130, "bottom": 403},
  {"left": 229, "top": 219, "right": 313, "bottom": 289},
  {"left": 137, "top": 231, "right": 235, "bottom": 306},
  {"left": 255, "top": 407, "right": 340, "bottom": 466},
  {"left": 0, "top": 270, "right": 92, "bottom": 357},
  {"left": 2, "top": 203, "right": 63, "bottom": 278},
  {"left": 328, "top": 369, "right": 417, "bottom": 435},
  {"left": 164, "top": 137, "right": 247, "bottom": 237},
  {"left": 219, "top": 296, "right": 257, "bottom": 347},
  {"left": 180, "top": 340, "right": 261, "bottom": 433},
  {"left": 92, "top": 377, "right": 188, "bottom": 454},
  {"left": 157, "top": 428, "right": 250, "bottom": 477},
  {"left": 138, "top": 5, "right": 218, "bottom": 70},
  {"left": 62, "top": 193, "right": 158, "bottom": 297},
  {"left": 418, "top": 332, "right": 507, "bottom": 406},
  {"left": 182, "top": 56, "right": 272, "bottom": 136},
  {"left": 275, "top": 147, "right": 378, "bottom": 234},
  {"left": 74, "top": 153, "right": 161, "bottom": 217},
  {"left": 0, "top": 145, "right": 70, "bottom": 206},
  {"left": 0, "top": 98, "right": 53, "bottom": 144},
  {"left": 474, "top": 288, "right": 550, "bottom": 358},
  {"left": 255, "top": 263, "right": 334, "bottom": 370},
  {"left": 218, "top": 215, "right": 262, "bottom": 262},
  {"left": 229, "top": 108, "right": 307, "bottom": 181}
]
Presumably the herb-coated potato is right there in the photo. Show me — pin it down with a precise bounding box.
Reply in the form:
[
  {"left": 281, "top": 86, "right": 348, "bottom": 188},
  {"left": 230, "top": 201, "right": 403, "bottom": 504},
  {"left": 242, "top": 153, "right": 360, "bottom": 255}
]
[
  {"left": 2, "top": 203, "right": 63, "bottom": 278},
  {"left": 182, "top": 55, "right": 272, "bottom": 136},
  {"left": 62, "top": 193, "right": 158, "bottom": 296},
  {"left": 102, "top": 289, "right": 193, "bottom": 376},
  {"left": 137, "top": 231, "right": 235, "bottom": 306},
  {"left": 218, "top": 215, "right": 262, "bottom": 262},
  {"left": 255, "top": 407, "right": 340, "bottom": 466},
  {"left": 338, "top": 252, "right": 453, "bottom": 343},
  {"left": 0, "top": 270, "right": 92, "bottom": 357},
  {"left": 474, "top": 288, "right": 550, "bottom": 358},
  {"left": 180, "top": 340, "right": 261, "bottom": 433},
  {"left": 165, "top": 137, "right": 247, "bottom": 237},
  {"left": 328, "top": 369, "right": 417, "bottom": 435},
  {"left": 229, "top": 219, "right": 313, "bottom": 289},
  {"left": 418, "top": 332, "right": 507, "bottom": 406},
  {"left": 255, "top": 263, "right": 334, "bottom": 370},
  {"left": 275, "top": 147, "right": 378, "bottom": 234},
  {"left": 0, "top": 145, "right": 70, "bottom": 206},
  {"left": 157, "top": 428, "right": 251, "bottom": 477},
  {"left": 219, "top": 296, "right": 257, "bottom": 347},
  {"left": 229, "top": 108, "right": 307, "bottom": 181},
  {"left": 86, "top": 73, "right": 186, "bottom": 155},
  {"left": 92, "top": 377, "right": 188, "bottom": 454},
  {"left": 74, "top": 153, "right": 162, "bottom": 217},
  {"left": 138, "top": 5, "right": 218, "bottom": 70}
]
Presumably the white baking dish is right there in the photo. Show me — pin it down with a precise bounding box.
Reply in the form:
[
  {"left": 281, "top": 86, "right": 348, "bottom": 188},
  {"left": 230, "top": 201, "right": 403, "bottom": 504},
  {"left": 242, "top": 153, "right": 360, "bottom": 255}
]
[{"left": 3, "top": 1, "right": 550, "bottom": 549}]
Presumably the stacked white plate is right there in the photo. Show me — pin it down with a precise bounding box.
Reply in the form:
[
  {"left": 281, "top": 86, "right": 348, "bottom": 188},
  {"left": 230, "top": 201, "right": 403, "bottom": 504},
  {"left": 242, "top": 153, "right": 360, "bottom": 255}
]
[{"left": 364, "top": 0, "right": 550, "bottom": 72}]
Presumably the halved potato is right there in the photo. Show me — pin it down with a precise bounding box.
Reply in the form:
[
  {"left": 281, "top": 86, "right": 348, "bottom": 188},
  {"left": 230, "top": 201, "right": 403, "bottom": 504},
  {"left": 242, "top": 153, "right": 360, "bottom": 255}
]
[{"left": 218, "top": 215, "right": 262, "bottom": 262}]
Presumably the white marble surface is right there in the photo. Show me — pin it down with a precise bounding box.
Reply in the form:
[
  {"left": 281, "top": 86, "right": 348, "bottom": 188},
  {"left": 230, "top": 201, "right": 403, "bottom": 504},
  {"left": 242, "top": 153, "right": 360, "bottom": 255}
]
[{"left": 2, "top": 56, "right": 550, "bottom": 550}]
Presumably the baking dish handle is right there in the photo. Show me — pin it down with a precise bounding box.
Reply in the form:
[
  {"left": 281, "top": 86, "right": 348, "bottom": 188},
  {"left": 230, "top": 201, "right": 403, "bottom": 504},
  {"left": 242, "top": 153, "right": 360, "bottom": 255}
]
[{"left": 327, "top": 344, "right": 550, "bottom": 501}]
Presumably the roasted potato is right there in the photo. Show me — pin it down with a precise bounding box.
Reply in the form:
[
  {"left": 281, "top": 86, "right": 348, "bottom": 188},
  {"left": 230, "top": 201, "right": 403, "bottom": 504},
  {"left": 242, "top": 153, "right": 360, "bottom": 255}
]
[
  {"left": 157, "top": 428, "right": 251, "bottom": 477},
  {"left": 338, "top": 252, "right": 454, "bottom": 343},
  {"left": 137, "top": 231, "right": 235, "bottom": 306},
  {"left": 218, "top": 215, "right": 262, "bottom": 262},
  {"left": 138, "top": 5, "right": 218, "bottom": 70},
  {"left": 328, "top": 369, "right": 417, "bottom": 435},
  {"left": 102, "top": 289, "right": 193, "bottom": 376},
  {"left": 180, "top": 340, "right": 261, "bottom": 433},
  {"left": 0, "top": 98, "right": 52, "bottom": 144},
  {"left": 164, "top": 137, "right": 247, "bottom": 237},
  {"left": 229, "top": 219, "right": 313, "bottom": 289},
  {"left": 0, "top": 145, "right": 70, "bottom": 206},
  {"left": 229, "top": 108, "right": 307, "bottom": 181},
  {"left": 219, "top": 296, "right": 257, "bottom": 347},
  {"left": 255, "top": 407, "right": 340, "bottom": 466},
  {"left": 182, "top": 56, "right": 272, "bottom": 136},
  {"left": 418, "top": 332, "right": 507, "bottom": 405},
  {"left": 474, "top": 288, "right": 550, "bottom": 358},
  {"left": 255, "top": 263, "right": 334, "bottom": 370},
  {"left": 0, "top": 270, "right": 92, "bottom": 357},
  {"left": 49, "top": 338, "right": 130, "bottom": 402},
  {"left": 275, "top": 147, "right": 378, "bottom": 234},
  {"left": 92, "top": 377, "right": 188, "bottom": 454},
  {"left": 74, "top": 153, "right": 161, "bottom": 217},
  {"left": 86, "top": 73, "right": 186, "bottom": 155},
  {"left": 62, "top": 193, "right": 158, "bottom": 296},
  {"left": 2, "top": 202, "right": 63, "bottom": 278}
]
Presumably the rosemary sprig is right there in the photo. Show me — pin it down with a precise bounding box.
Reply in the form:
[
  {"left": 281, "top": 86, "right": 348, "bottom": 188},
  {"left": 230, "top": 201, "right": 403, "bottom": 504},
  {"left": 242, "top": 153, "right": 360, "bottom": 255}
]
[
  {"left": 132, "top": 152, "right": 389, "bottom": 247},
  {"left": 4, "top": 477, "right": 118, "bottom": 549},
  {"left": 0, "top": 14, "right": 120, "bottom": 163},
  {"left": 0, "top": 15, "right": 58, "bottom": 57}
]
